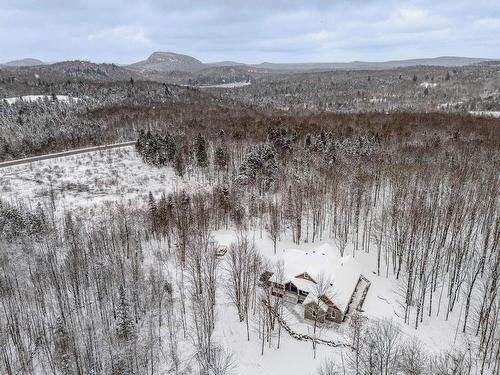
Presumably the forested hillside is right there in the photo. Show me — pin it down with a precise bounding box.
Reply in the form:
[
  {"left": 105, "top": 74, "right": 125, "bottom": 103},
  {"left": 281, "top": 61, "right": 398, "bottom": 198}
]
[{"left": 1, "top": 105, "right": 498, "bottom": 374}]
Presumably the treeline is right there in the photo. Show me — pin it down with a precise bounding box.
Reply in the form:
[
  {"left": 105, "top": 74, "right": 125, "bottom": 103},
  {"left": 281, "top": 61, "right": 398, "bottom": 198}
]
[
  {"left": 2, "top": 80, "right": 499, "bottom": 164},
  {"left": 215, "top": 62, "right": 500, "bottom": 113},
  {"left": 0, "top": 99, "right": 106, "bottom": 161},
  {"left": 0, "top": 200, "right": 48, "bottom": 239},
  {"left": 0, "top": 76, "right": 209, "bottom": 161}
]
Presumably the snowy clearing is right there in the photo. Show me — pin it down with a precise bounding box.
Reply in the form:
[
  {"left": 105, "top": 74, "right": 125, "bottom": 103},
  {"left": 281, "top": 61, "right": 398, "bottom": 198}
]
[
  {"left": 0, "top": 146, "right": 202, "bottom": 214},
  {"left": 200, "top": 81, "right": 251, "bottom": 88},
  {"left": 1, "top": 94, "right": 80, "bottom": 104}
]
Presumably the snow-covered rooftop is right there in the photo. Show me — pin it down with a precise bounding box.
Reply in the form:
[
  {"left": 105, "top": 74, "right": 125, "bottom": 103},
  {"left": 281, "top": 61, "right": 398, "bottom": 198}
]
[{"left": 273, "top": 243, "right": 362, "bottom": 312}]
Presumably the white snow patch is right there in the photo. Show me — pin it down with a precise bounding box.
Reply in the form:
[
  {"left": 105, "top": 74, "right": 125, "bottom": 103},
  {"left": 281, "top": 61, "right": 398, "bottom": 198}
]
[
  {"left": 437, "top": 101, "right": 464, "bottom": 110},
  {"left": 469, "top": 110, "right": 500, "bottom": 118},
  {"left": 1, "top": 95, "right": 80, "bottom": 105},
  {"left": 419, "top": 82, "right": 437, "bottom": 88},
  {"left": 199, "top": 81, "right": 251, "bottom": 89}
]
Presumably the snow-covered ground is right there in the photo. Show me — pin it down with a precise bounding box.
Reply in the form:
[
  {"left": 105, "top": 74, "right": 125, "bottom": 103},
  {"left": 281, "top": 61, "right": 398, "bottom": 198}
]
[
  {"left": 207, "top": 229, "right": 474, "bottom": 374},
  {"left": 469, "top": 110, "right": 500, "bottom": 117},
  {"left": 420, "top": 82, "right": 438, "bottom": 88},
  {"left": 200, "top": 81, "right": 251, "bottom": 88},
  {"left": 1, "top": 94, "right": 80, "bottom": 104},
  {"left": 0, "top": 146, "right": 202, "bottom": 213},
  {"left": 437, "top": 101, "right": 464, "bottom": 110},
  {"left": 1, "top": 148, "right": 477, "bottom": 375}
]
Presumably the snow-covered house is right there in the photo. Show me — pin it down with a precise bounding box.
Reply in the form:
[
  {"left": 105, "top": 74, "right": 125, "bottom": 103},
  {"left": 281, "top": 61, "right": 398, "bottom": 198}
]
[{"left": 262, "top": 244, "right": 370, "bottom": 324}]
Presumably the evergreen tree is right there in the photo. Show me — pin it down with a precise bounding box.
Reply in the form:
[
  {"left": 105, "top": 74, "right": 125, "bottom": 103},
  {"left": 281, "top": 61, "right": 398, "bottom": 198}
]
[
  {"left": 237, "top": 144, "right": 277, "bottom": 192},
  {"left": 135, "top": 129, "right": 146, "bottom": 155},
  {"left": 164, "top": 133, "right": 177, "bottom": 163},
  {"left": 214, "top": 145, "right": 228, "bottom": 170},
  {"left": 117, "top": 285, "right": 135, "bottom": 341},
  {"left": 28, "top": 203, "right": 47, "bottom": 236},
  {"left": 195, "top": 132, "right": 208, "bottom": 168},
  {"left": 148, "top": 192, "right": 158, "bottom": 232}
]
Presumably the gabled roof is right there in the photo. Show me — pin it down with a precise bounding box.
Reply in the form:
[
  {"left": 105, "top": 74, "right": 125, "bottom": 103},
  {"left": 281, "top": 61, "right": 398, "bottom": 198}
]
[{"left": 270, "top": 243, "right": 362, "bottom": 312}]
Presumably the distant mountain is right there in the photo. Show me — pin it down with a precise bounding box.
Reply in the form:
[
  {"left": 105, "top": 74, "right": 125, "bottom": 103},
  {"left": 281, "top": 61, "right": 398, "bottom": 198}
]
[
  {"left": 378, "top": 56, "right": 491, "bottom": 68},
  {"left": 48, "top": 60, "right": 142, "bottom": 80},
  {"left": 127, "top": 52, "right": 204, "bottom": 73},
  {"left": 4, "top": 58, "right": 45, "bottom": 67},
  {"left": 2, "top": 53, "right": 494, "bottom": 84},
  {"left": 126, "top": 52, "right": 491, "bottom": 77},
  {"left": 5, "top": 60, "right": 142, "bottom": 81},
  {"left": 252, "top": 56, "right": 492, "bottom": 72},
  {"left": 206, "top": 61, "right": 247, "bottom": 67}
]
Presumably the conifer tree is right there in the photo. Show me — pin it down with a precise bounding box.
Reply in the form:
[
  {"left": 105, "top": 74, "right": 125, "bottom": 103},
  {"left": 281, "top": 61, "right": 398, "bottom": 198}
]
[
  {"left": 164, "top": 133, "right": 177, "bottom": 163},
  {"left": 195, "top": 132, "right": 208, "bottom": 168},
  {"left": 117, "top": 285, "right": 135, "bottom": 341},
  {"left": 148, "top": 192, "right": 158, "bottom": 233},
  {"left": 215, "top": 145, "right": 228, "bottom": 170}
]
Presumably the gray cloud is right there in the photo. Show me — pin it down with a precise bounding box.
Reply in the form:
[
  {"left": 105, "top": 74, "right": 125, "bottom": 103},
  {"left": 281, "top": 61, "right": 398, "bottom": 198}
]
[{"left": 0, "top": 0, "right": 498, "bottom": 63}]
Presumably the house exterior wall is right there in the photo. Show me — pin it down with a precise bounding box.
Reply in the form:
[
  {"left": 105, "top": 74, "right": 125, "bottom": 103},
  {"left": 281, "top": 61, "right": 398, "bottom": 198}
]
[
  {"left": 304, "top": 302, "right": 326, "bottom": 323},
  {"left": 303, "top": 302, "right": 343, "bottom": 324},
  {"left": 326, "top": 306, "right": 343, "bottom": 324}
]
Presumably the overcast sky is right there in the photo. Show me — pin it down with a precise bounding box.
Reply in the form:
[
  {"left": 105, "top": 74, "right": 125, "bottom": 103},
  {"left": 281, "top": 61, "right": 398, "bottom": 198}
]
[{"left": 1, "top": 0, "right": 499, "bottom": 64}]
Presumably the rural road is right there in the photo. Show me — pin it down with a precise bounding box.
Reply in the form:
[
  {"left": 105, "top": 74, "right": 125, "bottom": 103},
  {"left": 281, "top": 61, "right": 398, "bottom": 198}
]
[{"left": 0, "top": 141, "right": 136, "bottom": 169}]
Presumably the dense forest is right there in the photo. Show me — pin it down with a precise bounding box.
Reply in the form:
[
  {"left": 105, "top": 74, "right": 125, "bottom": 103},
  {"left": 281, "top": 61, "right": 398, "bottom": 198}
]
[
  {"left": 1, "top": 89, "right": 498, "bottom": 374},
  {"left": 211, "top": 62, "right": 500, "bottom": 113}
]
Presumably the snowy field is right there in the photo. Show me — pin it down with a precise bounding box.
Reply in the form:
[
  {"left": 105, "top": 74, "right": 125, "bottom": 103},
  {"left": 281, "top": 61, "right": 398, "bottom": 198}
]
[
  {"left": 0, "top": 146, "right": 202, "bottom": 214},
  {"left": 1, "top": 94, "right": 80, "bottom": 104},
  {"left": 200, "top": 81, "right": 251, "bottom": 88},
  {"left": 0, "top": 146, "right": 478, "bottom": 375}
]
